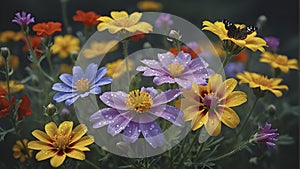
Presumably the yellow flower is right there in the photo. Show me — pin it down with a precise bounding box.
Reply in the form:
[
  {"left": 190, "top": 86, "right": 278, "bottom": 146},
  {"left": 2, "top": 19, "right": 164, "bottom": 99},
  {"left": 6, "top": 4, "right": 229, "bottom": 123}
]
[
  {"left": 260, "top": 51, "right": 299, "bottom": 73},
  {"left": 177, "top": 74, "right": 247, "bottom": 136},
  {"left": 0, "top": 30, "right": 23, "bottom": 42},
  {"left": 27, "top": 121, "right": 94, "bottom": 168},
  {"left": 51, "top": 35, "right": 80, "bottom": 59},
  {"left": 137, "top": 0, "right": 163, "bottom": 11},
  {"left": 106, "top": 59, "right": 134, "bottom": 78},
  {"left": 0, "top": 55, "right": 20, "bottom": 69},
  {"left": 83, "top": 40, "right": 119, "bottom": 59},
  {"left": 59, "top": 63, "right": 73, "bottom": 74},
  {"left": 0, "top": 80, "right": 24, "bottom": 93},
  {"left": 202, "top": 20, "right": 266, "bottom": 53},
  {"left": 97, "top": 11, "right": 153, "bottom": 34},
  {"left": 12, "top": 139, "right": 33, "bottom": 163},
  {"left": 236, "top": 71, "right": 288, "bottom": 97}
]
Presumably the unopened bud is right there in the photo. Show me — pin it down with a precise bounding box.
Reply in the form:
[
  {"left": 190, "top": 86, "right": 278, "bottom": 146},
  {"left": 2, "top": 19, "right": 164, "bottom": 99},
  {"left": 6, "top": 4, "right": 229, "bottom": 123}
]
[
  {"left": 45, "top": 103, "right": 57, "bottom": 116},
  {"left": 1, "top": 47, "right": 10, "bottom": 59},
  {"left": 71, "top": 50, "right": 79, "bottom": 61},
  {"left": 256, "top": 15, "right": 267, "bottom": 31},
  {"left": 167, "top": 30, "right": 182, "bottom": 42},
  {"left": 266, "top": 104, "right": 276, "bottom": 115}
]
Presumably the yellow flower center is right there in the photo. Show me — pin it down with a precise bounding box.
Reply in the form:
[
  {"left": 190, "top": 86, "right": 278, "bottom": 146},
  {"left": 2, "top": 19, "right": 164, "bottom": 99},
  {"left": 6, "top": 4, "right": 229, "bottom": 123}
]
[
  {"left": 53, "top": 134, "right": 70, "bottom": 151},
  {"left": 125, "top": 90, "right": 153, "bottom": 113},
  {"left": 168, "top": 63, "right": 184, "bottom": 77},
  {"left": 252, "top": 76, "right": 272, "bottom": 87},
  {"left": 75, "top": 78, "right": 90, "bottom": 93},
  {"left": 274, "top": 56, "right": 288, "bottom": 65}
]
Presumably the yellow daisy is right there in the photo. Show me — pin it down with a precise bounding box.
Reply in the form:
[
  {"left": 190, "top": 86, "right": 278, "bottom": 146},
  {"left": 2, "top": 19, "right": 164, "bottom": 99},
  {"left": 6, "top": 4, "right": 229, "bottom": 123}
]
[
  {"left": 51, "top": 35, "right": 80, "bottom": 59},
  {"left": 137, "top": 0, "right": 163, "bottom": 11},
  {"left": 260, "top": 51, "right": 299, "bottom": 73},
  {"left": 27, "top": 121, "right": 94, "bottom": 168},
  {"left": 0, "top": 30, "right": 23, "bottom": 42},
  {"left": 177, "top": 74, "right": 247, "bottom": 136},
  {"left": 97, "top": 11, "right": 153, "bottom": 34},
  {"left": 106, "top": 59, "right": 134, "bottom": 79},
  {"left": 202, "top": 20, "right": 266, "bottom": 53},
  {"left": 83, "top": 40, "right": 119, "bottom": 59},
  {"left": 0, "top": 55, "right": 20, "bottom": 69},
  {"left": 0, "top": 80, "right": 24, "bottom": 93},
  {"left": 236, "top": 71, "right": 288, "bottom": 97},
  {"left": 12, "top": 139, "right": 33, "bottom": 163}
]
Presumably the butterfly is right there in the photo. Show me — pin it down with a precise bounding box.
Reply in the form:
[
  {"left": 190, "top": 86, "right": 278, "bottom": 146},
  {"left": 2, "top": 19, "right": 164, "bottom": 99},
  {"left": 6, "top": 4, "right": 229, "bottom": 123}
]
[{"left": 222, "top": 19, "right": 257, "bottom": 40}]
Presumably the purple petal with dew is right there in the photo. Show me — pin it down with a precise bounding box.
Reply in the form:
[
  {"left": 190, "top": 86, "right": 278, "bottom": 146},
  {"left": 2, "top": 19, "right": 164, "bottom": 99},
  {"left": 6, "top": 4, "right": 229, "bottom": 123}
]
[
  {"left": 140, "top": 120, "right": 164, "bottom": 148},
  {"left": 152, "top": 89, "right": 181, "bottom": 106},
  {"left": 94, "top": 67, "right": 108, "bottom": 83},
  {"left": 85, "top": 63, "right": 99, "bottom": 83},
  {"left": 177, "top": 52, "right": 191, "bottom": 67},
  {"left": 141, "top": 87, "right": 158, "bottom": 98},
  {"left": 72, "top": 65, "right": 85, "bottom": 82},
  {"left": 94, "top": 77, "right": 112, "bottom": 86},
  {"left": 158, "top": 52, "right": 176, "bottom": 68},
  {"left": 90, "top": 108, "right": 119, "bottom": 128},
  {"left": 153, "top": 75, "right": 175, "bottom": 85},
  {"left": 65, "top": 95, "right": 80, "bottom": 106},
  {"left": 140, "top": 59, "right": 165, "bottom": 72},
  {"left": 99, "top": 91, "right": 128, "bottom": 110},
  {"left": 53, "top": 92, "right": 78, "bottom": 103},
  {"left": 89, "top": 87, "right": 101, "bottom": 94},
  {"left": 142, "top": 68, "right": 167, "bottom": 77},
  {"left": 107, "top": 111, "right": 134, "bottom": 136},
  {"left": 136, "top": 66, "right": 148, "bottom": 72},
  {"left": 182, "top": 72, "right": 208, "bottom": 85},
  {"left": 52, "top": 83, "right": 74, "bottom": 92},
  {"left": 149, "top": 105, "right": 183, "bottom": 126},
  {"left": 79, "top": 91, "right": 90, "bottom": 98},
  {"left": 189, "top": 57, "right": 209, "bottom": 69},
  {"left": 59, "top": 74, "right": 74, "bottom": 87},
  {"left": 122, "top": 121, "right": 141, "bottom": 143},
  {"left": 175, "top": 77, "right": 192, "bottom": 89}
]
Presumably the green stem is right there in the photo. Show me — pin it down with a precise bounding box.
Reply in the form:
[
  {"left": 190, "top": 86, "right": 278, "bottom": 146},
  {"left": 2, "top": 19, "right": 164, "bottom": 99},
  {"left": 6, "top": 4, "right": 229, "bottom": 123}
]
[
  {"left": 222, "top": 50, "right": 232, "bottom": 68},
  {"left": 60, "top": 0, "right": 72, "bottom": 34},
  {"left": 122, "top": 40, "right": 131, "bottom": 85},
  {"left": 85, "top": 159, "right": 101, "bottom": 169},
  {"left": 45, "top": 44, "right": 55, "bottom": 78},
  {"left": 4, "top": 57, "right": 12, "bottom": 113}
]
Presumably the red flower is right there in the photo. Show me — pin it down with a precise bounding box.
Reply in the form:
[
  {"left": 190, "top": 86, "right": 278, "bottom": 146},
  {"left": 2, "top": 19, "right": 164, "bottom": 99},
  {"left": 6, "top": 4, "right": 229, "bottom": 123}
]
[
  {"left": 130, "top": 31, "right": 145, "bottom": 41},
  {"left": 73, "top": 10, "right": 100, "bottom": 27},
  {"left": 169, "top": 46, "right": 198, "bottom": 59},
  {"left": 22, "top": 35, "right": 43, "bottom": 58},
  {"left": 234, "top": 50, "right": 248, "bottom": 63},
  {"left": 0, "top": 97, "right": 9, "bottom": 118},
  {"left": 32, "top": 22, "right": 62, "bottom": 36},
  {"left": 0, "top": 88, "right": 7, "bottom": 96}
]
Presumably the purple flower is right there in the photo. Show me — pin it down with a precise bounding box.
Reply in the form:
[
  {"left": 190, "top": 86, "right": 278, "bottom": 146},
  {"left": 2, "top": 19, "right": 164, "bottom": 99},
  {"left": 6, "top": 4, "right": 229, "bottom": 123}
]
[
  {"left": 252, "top": 123, "right": 279, "bottom": 147},
  {"left": 136, "top": 51, "right": 210, "bottom": 89},
  {"left": 52, "top": 63, "right": 112, "bottom": 106},
  {"left": 12, "top": 11, "right": 35, "bottom": 26},
  {"left": 155, "top": 13, "right": 173, "bottom": 28},
  {"left": 225, "top": 62, "right": 245, "bottom": 78},
  {"left": 89, "top": 87, "right": 183, "bottom": 148},
  {"left": 264, "top": 36, "right": 280, "bottom": 51}
]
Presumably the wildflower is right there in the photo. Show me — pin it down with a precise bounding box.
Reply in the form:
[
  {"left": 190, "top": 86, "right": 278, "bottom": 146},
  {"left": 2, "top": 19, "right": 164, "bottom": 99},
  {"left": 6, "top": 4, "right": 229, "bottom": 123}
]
[
  {"left": 97, "top": 11, "right": 153, "bottom": 34},
  {"left": 12, "top": 11, "right": 35, "bottom": 27},
  {"left": 260, "top": 51, "right": 299, "bottom": 73},
  {"left": 0, "top": 88, "right": 9, "bottom": 118},
  {"left": 59, "top": 63, "right": 73, "bottom": 74},
  {"left": 202, "top": 20, "right": 266, "bottom": 54},
  {"left": 73, "top": 10, "right": 100, "bottom": 27},
  {"left": 27, "top": 121, "right": 94, "bottom": 168},
  {"left": 32, "top": 22, "right": 62, "bottom": 36},
  {"left": 0, "top": 30, "right": 23, "bottom": 42},
  {"left": 83, "top": 40, "right": 119, "bottom": 59},
  {"left": 52, "top": 63, "right": 112, "bottom": 106},
  {"left": 0, "top": 55, "right": 20, "bottom": 70},
  {"left": 225, "top": 62, "right": 245, "bottom": 78},
  {"left": 137, "top": 0, "right": 163, "bottom": 11},
  {"left": 136, "top": 51, "right": 210, "bottom": 89},
  {"left": 169, "top": 42, "right": 202, "bottom": 59},
  {"left": 234, "top": 50, "right": 248, "bottom": 63},
  {"left": 106, "top": 59, "right": 134, "bottom": 78},
  {"left": 51, "top": 35, "right": 80, "bottom": 59},
  {"left": 0, "top": 80, "right": 25, "bottom": 93},
  {"left": 250, "top": 123, "right": 279, "bottom": 147},
  {"left": 264, "top": 36, "right": 280, "bottom": 51},
  {"left": 89, "top": 87, "right": 183, "bottom": 148},
  {"left": 155, "top": 13, "right": 173, "bottom": 28},
  {"left": 22, "top": 35, "right": 43, "bottom": 58},
  {"left": 177, "top": 74, "right": 247, "bottom": 136},
  {"left": 12, "top": 139, "right": 33, "bottom": 163},
  {"left": 236, "top": 71, "right": 288, "bottom": 97},
  {"left": 130, "top": 31, "right": 145, "bottom": 41}
]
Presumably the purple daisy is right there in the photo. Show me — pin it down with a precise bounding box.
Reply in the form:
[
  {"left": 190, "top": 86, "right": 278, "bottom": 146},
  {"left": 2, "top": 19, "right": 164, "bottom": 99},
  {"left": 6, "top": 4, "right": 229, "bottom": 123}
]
[
  {"left": 52, "top": 63, "right": 112, "bottom": 106},
  {"left": 89, "top": 87, "right": 183, "bottom": 148},
  {"left": 252, "top": 123, "right": 279, "bottom": 147},
  {"left": 155, "top": 13, "right": 174, "bottom": 28},
  {"left": 12, "top": 11, "right": 35, "bottom": 26},
  {"left": 136, "top": 51, "right": 210, "bottom": 89}
]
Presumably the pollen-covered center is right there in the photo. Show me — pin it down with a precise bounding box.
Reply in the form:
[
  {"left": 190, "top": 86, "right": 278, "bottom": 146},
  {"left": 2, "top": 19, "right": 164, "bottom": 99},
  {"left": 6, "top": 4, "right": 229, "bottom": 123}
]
[
  {"left": 125, "top": 90, "right": 153, "bottom": 113},
  {"left": 53, "top": 134, "right": 71, "bottom": 151},
  {"left": 75, "top": 78, "right": 90, "bottom": 93},
  {"left": 253, "top": 76, "right": 272, "bottom": 87},
  {"left": 203, "top": 94, "right": 219, "bottom": 109},
  {"left": 168, "top": 63, "right": 184, "bottom": 77}
]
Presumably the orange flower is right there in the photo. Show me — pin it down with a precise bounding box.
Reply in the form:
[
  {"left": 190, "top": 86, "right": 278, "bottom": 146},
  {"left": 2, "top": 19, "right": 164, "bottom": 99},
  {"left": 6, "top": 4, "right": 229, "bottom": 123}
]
[
  {"left": 234, "top": 50, "right": 248, "bottom": 63},
  {"left": 169, "top": 46, "right": 199, "bottom": 59},
  {"left": 73, "top": 10, "right": 100, "bottom": 27},
  {"left": 33, "top": 22, "right": 62, "bottom": 36},
  {"left": 130, "top": 31, "right": 145, "bottom": 41},
  {"left": 22, "top": 35, "right": 43, "bottom": 58},
  {"left": 14, "top": 95, "right": 32, "bottom": 121}
]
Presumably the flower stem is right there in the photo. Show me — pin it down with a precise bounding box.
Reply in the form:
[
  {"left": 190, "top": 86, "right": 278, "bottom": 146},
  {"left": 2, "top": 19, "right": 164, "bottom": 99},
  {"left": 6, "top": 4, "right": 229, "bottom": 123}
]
[
  {"left": 122, "top": 39, "right": 131, "bottom": 85},
  {"left": 60, "top": 0, "right": 72, "bottom": 34},
  {"left": 44, "top": 38, "right": 55, "bottom": 78},
  {"left": 222, "top": 50, "right": 232, "bottom": 68},
  {"left": 85, "top": 159, "right": 101, "bottom": 169}
]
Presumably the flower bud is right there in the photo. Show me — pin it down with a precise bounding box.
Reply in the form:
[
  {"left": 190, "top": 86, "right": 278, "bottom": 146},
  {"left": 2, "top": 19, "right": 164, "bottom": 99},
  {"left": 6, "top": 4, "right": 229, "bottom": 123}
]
[
  {"left": 44, "top": 103, "right": 57, "bottom": 116},
  {"left": 71, "top": 50, "right": 79, "bottom": 61},
  {"left": 1, "top": 47, "right": 10, "bottom": 59},
  {"left": 266, "top": 104, "right": 276, "bottom": 115},
  {"left": 167, "top": 30, "right": 182, "bottom": 42}
]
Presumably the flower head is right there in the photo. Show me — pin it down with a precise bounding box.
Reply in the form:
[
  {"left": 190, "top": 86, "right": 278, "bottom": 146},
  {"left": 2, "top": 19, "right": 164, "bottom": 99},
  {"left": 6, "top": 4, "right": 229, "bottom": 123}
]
[
  {"left": 51, "top": 35, "right": 80, "bottom": 58},
  {"left": 137, "top": 51, "right": 210, "bottom": 89},
  {"left": 22, "top": 35, "right": 43, "bottom": 58},
  {"left": 73, "top": 10, "right": 101, "bottom": 27},
  {"left": 52, "top": 63, "right": 112, "bottom": 106},
  {"left": 12, "top": 139, "right": 33, "bottom": 163},
  {"left": 137, "top": 0, "right": 163, "bottom": 11},
  {"left": 97, "top": 11, "right": 153, "bottom": 34},
  {"left": 0, "top": 80, "right": 24, "bottom": 93},
  {"left": 202, "top": 20, "right": 266, "bottom": 53},
  {"left": 237, "top": 71, "right": 288, "bottom": 97},
  {"left": 155, "top": 13, "right": 173, "bottom": 28},
  {"left": 32, "top": 22, "right": 62, "bottom": 36},
  {"left": 12, "top": 11, "right": 35, "bottom": 27},
  {"left": 89, "top": 87, "right": 183, "bottom": 148},
  {"left": 0, "top": 55, "right": 20, "bottom": 70},
  {"left": 169, "top": 42, "right": 202, "bottom": 59},
  {"left": 28, "top": 121, "right": 94, "bottom": 168},
  {"left": 264, "top": 36, "right": 280, "bottom": 51},
  {"left": 177, "top": 74, "right": 247, "bottom": 136},
  {"left": 260, "top": 51, "right": 299, "bottom": 73},
  {"left": 83, "top": 40, "right": 119, "bottom": 59},
  {"left": 0, "top": 31, "right": 23, "bottom": 42},
  {"left": 225, "top": 62, "right": 245, "bottom": 78},
  {"left": 106, "top": 59, "right": 134, "bottom": 78},
  {"left": 251, "top": 123, "right": 279, "bottom": 147},
  {"left": 0, "top": 88, "right": 9, "bottom": 118}
]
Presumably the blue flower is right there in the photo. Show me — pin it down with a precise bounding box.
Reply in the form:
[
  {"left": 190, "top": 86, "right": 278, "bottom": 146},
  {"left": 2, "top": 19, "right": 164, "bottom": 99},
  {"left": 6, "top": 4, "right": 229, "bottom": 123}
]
[{"left": 52, "top": 63, "right": 112, "bottom": 106}]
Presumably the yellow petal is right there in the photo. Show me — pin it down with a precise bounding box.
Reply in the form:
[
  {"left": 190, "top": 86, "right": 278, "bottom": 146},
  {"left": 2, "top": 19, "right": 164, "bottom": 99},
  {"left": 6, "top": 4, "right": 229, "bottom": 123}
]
[
  {"left": 111, "top": 11, "right": 128, "bottom": 20},
  {"left": 107, "top": 25, "right": 123, "bottom": 34},
  {"left": 202, "top": 21, "right": 227, "bottom": 40},
  {"left": 36, "top": 150, "right": 57, "bottom": 161},
  {"left": 71, "top": 136, "right": 94, "bottom": 149},
  {"left": 13, "top": 144, "right": 22, "bottom": 152},
  {"left": 98, "top": 16, "right": 113, "bottom": 23},
  {"left": 27, "top": 141, "right": 52, "bottom": 150},
  {"left": 13, "top": 151, "right": 22, "bottom": 158},
  {"left": 225, "top": 91, "right": 247, "bottom": 107},
  {"left": 97, "top": 22, "right": 109, "bottom": 32},
  {"left": 220, "top": 107, "right": 240, "bottom": 128},
  {"left": 182, "top": 105, "right": 200, "bottom": 121},
  {"left": 50, "top": 154, "right": 66, "bottom": 168},
  {"left": 191, "top": 110, "right": 207, "bottom": 130},
  {"left": 224, "top": 78, "right": 237, "bottom": 98},
  {"left": 204, "top": 113, "right": 221, "bottom": 136},
  {"left": 58, "top": 121, "right": 73, "bottom": 136},
  {"left": 32, "top": 130, "right": 52, "bottom": 144},
  {"left": 125, "top": 22, "right": 153, "bottom": 33},
  {"left": 45, "top": 122, "right": 58, "bottom": 138},
  {"left": 208, "top": 74, "right": 222, "bottom": 93},
  {"left": 245, "top": 37, "right": 266, "bottom": 52},
  {"left": 128, "top": 12, "right": 142, "bottom": 25},
  {"left": 66, "top": 149, "right": 85, "bottom": 160},
  {"left": 70, "top": 124, "right": 88, "bottom": 144}
]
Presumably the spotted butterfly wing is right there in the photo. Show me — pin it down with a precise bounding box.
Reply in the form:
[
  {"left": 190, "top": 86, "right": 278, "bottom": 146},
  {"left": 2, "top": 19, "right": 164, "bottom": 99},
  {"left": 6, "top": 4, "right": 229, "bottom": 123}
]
[{"left": 222, "top": 19, "right": 257, "bottom": 40}]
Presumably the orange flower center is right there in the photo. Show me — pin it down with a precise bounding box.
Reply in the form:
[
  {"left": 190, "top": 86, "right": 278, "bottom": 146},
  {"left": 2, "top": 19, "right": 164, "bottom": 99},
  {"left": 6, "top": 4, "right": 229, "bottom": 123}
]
[
  {"left": 75, "top": 78, "right": 90, "bottom": 93},
  {"left": 168, "top": 63, "right": 184, "bottom": 77},
  {"left": 203, "top": 95, "right": 219, "bottom": 109},
  {"left": 53, "top": 134, "right": 70, "bottom": 151},
  {"left": 125, "top": 90, "right": 153, "bottom": 113}
]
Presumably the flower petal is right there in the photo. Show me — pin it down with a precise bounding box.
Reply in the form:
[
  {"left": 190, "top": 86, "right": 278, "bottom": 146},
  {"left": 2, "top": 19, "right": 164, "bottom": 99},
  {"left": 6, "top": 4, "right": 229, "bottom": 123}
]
[
  {"left": 153, "top": 76, "right": 175, "bottom": 85},
  {"left": 152, "top": 89, "right": 181, "bottom": 106},
  {"left": 45, "top": 122, "right": 58, "bottom": 138},
  {"left": 27, "top": 141, "right": 52, "bottom": 150},
  {"left": 52, "top": 83, "right": 74, "bottom": 92},
  {"left": 70, "top": 124, "right": 88, "bottom": 144},
  {"left": 85, "top": 63, "right": 98, "bottom": 83},
  {"left": 107, "top": 111, "right": 134, "bottom": 136},
  {"left": 36, "top": 150, "right": 57, "bottom": 161},
  {"left": 204, "top": 113, "right": 221, "bottom": 136},
  {"left": 191, "top": 110, "right": 207, "bottom": 130},
  {"left": 90, "top": 108, "right": 120, "bottom": 128},
  {"left": 225, "top": 91, "right": 247, "bottom": 107},
  {"left": 66, "top": 149, "right": 85, "bottom": 160},
  {"left": 58, "top": 121, "right": 73, "bottom": 136},
  {"left": 32, "top": 130, "right": 52, "bottom": 144},
  {"left": 149, "top": 105, "right": 183, "bottom": 126},
  {"left": 111, "top": 11, "right": 128, "bottom": 20},
  {"left": 99, "top": 91, "right": 128, "bottom": 110},
  {"left": 53, "top": 92, "right": 78, "bottom": 103},
  {"left": 59, "top": 74, "right": 73, "bottom": 87},
  {"left": 65, "top": 95, "right": 80, "bottom": 106},
  {"left": 50, "top": 154, "right": 66, "bottom": 168},
  {"left": 122, "top": 121, "right": 141, "bottom": 143},
  {"left": 72, "top": 135, "right": 94, "bottom": 149},
  {"left": 140, "top": 120, "right": 164, "bottom": 148},
  {"left": 72, "top": 65, "right": 85, "bottom": 82},
  {"left": 220, "top": 107, "right": 240, "bottom": 128}
]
